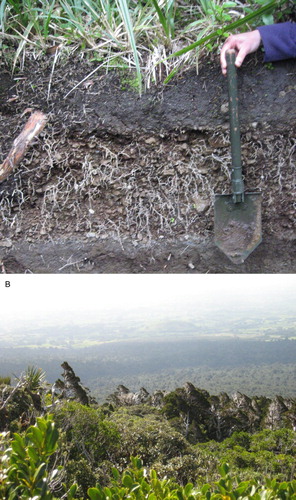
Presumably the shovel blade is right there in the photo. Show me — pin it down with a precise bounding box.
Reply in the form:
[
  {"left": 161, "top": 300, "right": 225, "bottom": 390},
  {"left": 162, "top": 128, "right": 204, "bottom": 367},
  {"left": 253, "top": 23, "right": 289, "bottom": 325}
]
[{"left": 214, "top": 193, "right": 262, "bottom": 264}]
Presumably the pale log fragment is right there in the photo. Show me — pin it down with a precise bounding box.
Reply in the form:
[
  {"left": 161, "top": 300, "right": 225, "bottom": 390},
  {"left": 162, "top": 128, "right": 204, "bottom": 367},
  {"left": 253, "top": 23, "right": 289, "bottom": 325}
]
[{"left": 0, "top": 111, "right": 48, "bottom": 183}]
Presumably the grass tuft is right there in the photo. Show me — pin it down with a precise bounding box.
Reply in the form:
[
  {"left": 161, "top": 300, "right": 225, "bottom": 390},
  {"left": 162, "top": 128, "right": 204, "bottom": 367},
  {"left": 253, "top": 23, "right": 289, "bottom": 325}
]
[{"left": 0, "top": 0, "right": 291, "bottom": 88}]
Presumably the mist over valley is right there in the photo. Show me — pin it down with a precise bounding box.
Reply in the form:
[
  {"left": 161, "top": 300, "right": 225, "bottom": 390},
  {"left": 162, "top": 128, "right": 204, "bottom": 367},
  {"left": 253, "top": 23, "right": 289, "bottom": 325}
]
[{"left": 1, "top": 282, "right": 295, "bottom": 400}]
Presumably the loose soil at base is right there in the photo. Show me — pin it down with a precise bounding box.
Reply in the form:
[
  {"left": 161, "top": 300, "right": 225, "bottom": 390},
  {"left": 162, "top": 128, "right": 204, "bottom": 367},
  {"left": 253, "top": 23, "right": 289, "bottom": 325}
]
[{"left": 0, "top": 51, "right": 295, "bottom": 273}]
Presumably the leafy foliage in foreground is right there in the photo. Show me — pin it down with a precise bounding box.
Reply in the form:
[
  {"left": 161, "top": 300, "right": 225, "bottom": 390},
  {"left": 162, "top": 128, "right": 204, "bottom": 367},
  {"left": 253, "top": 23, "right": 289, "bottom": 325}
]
[
  {"left": 0, "top": 415, "right": 62, "bottom": 499},
  {"left": 88, "top": 459, "right": 296, "bottom": 499},
  {"left": 1, "top": 365, "right": 296, "bottom": 497},
  {"left": 1, "top": 421, "right": 296, "bottom": 500}
]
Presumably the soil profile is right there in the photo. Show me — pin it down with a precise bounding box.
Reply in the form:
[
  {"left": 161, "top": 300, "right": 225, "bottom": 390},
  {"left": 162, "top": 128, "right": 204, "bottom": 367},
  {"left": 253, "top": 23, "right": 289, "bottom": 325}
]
[{"left": 0, "top": 51, "right": 295, "bottom": 273}]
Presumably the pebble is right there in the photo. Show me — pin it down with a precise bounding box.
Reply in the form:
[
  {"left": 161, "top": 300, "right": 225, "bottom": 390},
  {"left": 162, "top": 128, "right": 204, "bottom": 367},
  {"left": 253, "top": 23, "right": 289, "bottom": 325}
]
[
  {"left": 192, "top": 196, "right": 210, "bottom": 213},
  {"left": 220, "top": 102, "right": 229, "bottom": 115},
  {"left": 177, "top": 133, "right": 189, "bottom": 142},
  {"left": 0, "top": 239, "right": 12, "bottom": 248},
  {"left": 145, "top": 137, "right": 157, "bottom": 144}
]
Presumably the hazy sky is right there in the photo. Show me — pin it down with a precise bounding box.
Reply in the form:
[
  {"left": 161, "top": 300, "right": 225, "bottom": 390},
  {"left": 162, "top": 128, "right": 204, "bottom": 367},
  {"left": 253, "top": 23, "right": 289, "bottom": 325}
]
[{"left": 0, "top": 274, "right": 295, "bottom": 329}]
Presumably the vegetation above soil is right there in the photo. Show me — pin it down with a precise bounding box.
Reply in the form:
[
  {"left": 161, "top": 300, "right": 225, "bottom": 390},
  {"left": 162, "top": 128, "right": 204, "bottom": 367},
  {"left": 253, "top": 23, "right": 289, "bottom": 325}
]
[
  {"left": 0, "top": 364, "right": 296, "bottom": 499},
  {"left": 0, "top": 0, "right": 294, "bottom": 89}
]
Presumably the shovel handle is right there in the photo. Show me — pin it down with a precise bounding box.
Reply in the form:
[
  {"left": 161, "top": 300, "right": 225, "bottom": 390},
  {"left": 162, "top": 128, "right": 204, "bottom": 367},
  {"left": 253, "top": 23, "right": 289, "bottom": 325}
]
[{"left": 226, "top": 49, "right": 244, "bottom": 203}]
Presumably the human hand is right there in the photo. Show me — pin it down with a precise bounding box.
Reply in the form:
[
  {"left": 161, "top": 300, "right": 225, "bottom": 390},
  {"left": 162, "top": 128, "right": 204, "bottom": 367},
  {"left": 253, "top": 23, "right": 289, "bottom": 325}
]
[{"left": 220, "top": 30, "right": 262, "bottom": 75}]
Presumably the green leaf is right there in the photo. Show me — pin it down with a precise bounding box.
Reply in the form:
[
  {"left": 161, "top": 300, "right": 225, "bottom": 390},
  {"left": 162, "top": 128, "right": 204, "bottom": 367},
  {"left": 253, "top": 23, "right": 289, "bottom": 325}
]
[
  {"left": 88, "top": 487, "right": 104, "bottom": 500},
  {"left": 67, "top": 484, "right": 78, "bottom": 500},
  {"left": 262, "top": 13, "right": 274, "bottom": 25},
  {"left": 33, "top": 462, "right": 46, "bottom": 484},
  {"left": 36, "top": 416, "right": 48, "bottom": 432},
  {"left": 150, "top": 469, "right": 158, "bottom": 480},
  {"left": 201, "top": 484, "right": 211, "bottom": 494},
  {"left": 122, "top": 473, "right": 133, "bottom": 488},
  {"left": 27, "top": 446, "right": 39, "bottom": 463},
  {"left": 28, "top": 426, "right": 43, "bottom": 447},
  {"left": 135, "top": 457, "right": 143, "bottom": 469},
  {"left": 235, "top": 481, "right": 251, "bottom": 495},
  {"left": 219, "top": 463, "right": 230, "bottom": 478},
  {"left": 184, "top": 482, "right": 194, "bottom": 495},
  {"left": 112, "top": 467, "right": 120, "bottom": 481},
  {"left": 45, "top": 425, "right": 59, "bottom": 453},
  {"left": 11, "top": 434, "right": 26, "bottom": 459}
]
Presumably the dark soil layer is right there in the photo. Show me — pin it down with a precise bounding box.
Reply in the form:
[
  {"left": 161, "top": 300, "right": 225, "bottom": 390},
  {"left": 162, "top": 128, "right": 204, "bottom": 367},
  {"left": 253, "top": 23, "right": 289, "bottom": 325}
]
[{"left": 0, "top": 52, "right": 295, "bottom": 273}]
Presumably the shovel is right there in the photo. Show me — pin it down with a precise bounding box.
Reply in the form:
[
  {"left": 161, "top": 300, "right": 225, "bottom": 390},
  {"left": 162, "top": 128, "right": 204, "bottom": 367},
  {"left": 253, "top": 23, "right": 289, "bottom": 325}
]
[{"left": 214, "top": 49, "right": 262, "bottom": 264}]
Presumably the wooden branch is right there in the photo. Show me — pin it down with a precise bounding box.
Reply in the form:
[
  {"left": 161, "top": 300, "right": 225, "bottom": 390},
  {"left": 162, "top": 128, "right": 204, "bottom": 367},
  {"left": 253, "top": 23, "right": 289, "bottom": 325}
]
[
  {"left": 0, "top": 110, "right": 48, "bottom": 183},
  {"left": 0, "top": 378, "right": 23, "bottom": 411}
]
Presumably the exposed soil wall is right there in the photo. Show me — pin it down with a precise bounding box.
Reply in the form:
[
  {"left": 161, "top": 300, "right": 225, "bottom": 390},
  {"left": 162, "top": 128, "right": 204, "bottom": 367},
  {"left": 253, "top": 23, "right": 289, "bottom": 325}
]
[{"left": 0, "top": 52, "right": 295, "bottom": 273}]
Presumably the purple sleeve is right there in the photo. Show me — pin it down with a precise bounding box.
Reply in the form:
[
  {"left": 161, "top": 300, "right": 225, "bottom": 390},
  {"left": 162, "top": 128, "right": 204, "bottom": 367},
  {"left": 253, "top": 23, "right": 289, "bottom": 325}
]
[{"left": 257, "top": 22, "right": 296, "bottom": 62}]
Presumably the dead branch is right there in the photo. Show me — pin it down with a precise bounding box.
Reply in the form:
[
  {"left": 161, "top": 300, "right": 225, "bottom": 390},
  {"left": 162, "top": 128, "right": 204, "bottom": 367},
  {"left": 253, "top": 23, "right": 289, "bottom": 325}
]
[
  {"left": 0, "top": 111, "right": 48, "bottom": 183},
  {"left": 0, "top": 379, "right": 23, "bottom": 411}
]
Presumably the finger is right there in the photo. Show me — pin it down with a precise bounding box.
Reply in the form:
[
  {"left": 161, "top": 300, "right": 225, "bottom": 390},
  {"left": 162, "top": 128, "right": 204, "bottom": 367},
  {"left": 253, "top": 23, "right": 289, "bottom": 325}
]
[
  {"left": 220, "top": 53, "right": 228, "bottom": 75},
  {"left": 234, "top": 46, "right": 249, "bottom": 68},
  {"left": 220, "top": 44, "right": 231, "bottom": 74},
  {"left": 220, "top": 38, "right": 237, "bottom": 74}
]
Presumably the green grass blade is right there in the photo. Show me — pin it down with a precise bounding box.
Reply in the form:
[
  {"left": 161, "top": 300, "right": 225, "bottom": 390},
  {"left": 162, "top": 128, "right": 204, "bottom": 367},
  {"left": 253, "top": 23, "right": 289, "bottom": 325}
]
[
  {"left": 164, "top": 0, "right": 284, "bottom": 84},
  {"left": 0, "top": 0, "right": 7, "bottom": 31},
  {"left": 149, "top": 0, "right": 169, "bottom": 38},
  {"left": 82, "top": 0, "right": 101, "bottom": 22},
  {"left": 116, "top": 0, "right": 142, "bottom": 94},
  {"left": 42, "top": 0, "right": 56, "bottom": 38}
]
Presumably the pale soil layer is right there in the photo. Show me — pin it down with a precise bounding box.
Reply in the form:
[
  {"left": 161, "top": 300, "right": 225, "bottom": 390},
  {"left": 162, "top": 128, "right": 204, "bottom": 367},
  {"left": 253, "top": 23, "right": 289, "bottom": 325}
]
[{"left": 0, "top": 52, "right": 295, "bottom": 273}]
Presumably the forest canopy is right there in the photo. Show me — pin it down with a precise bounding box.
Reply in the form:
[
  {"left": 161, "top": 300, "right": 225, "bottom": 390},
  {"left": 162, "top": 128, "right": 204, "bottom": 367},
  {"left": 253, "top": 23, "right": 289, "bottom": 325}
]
[{"left": 0, "top": 362, "right": 295, "bottom": 498}]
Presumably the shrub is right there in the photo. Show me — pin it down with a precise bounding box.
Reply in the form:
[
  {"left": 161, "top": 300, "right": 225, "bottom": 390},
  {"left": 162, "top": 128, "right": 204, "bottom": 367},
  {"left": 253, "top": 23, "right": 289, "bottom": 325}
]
[{"left": 0, "top": 415, "right": 61, "bottom": 499}]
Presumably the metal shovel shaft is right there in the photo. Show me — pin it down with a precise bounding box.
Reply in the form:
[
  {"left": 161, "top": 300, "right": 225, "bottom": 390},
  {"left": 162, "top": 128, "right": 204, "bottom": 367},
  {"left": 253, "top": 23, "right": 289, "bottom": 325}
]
[
  {"left": 226, "top": 50, "right": 244, "bottom": 203},
  {"left": 214, "top": 49, "right": 262, "bottom": 263}
]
